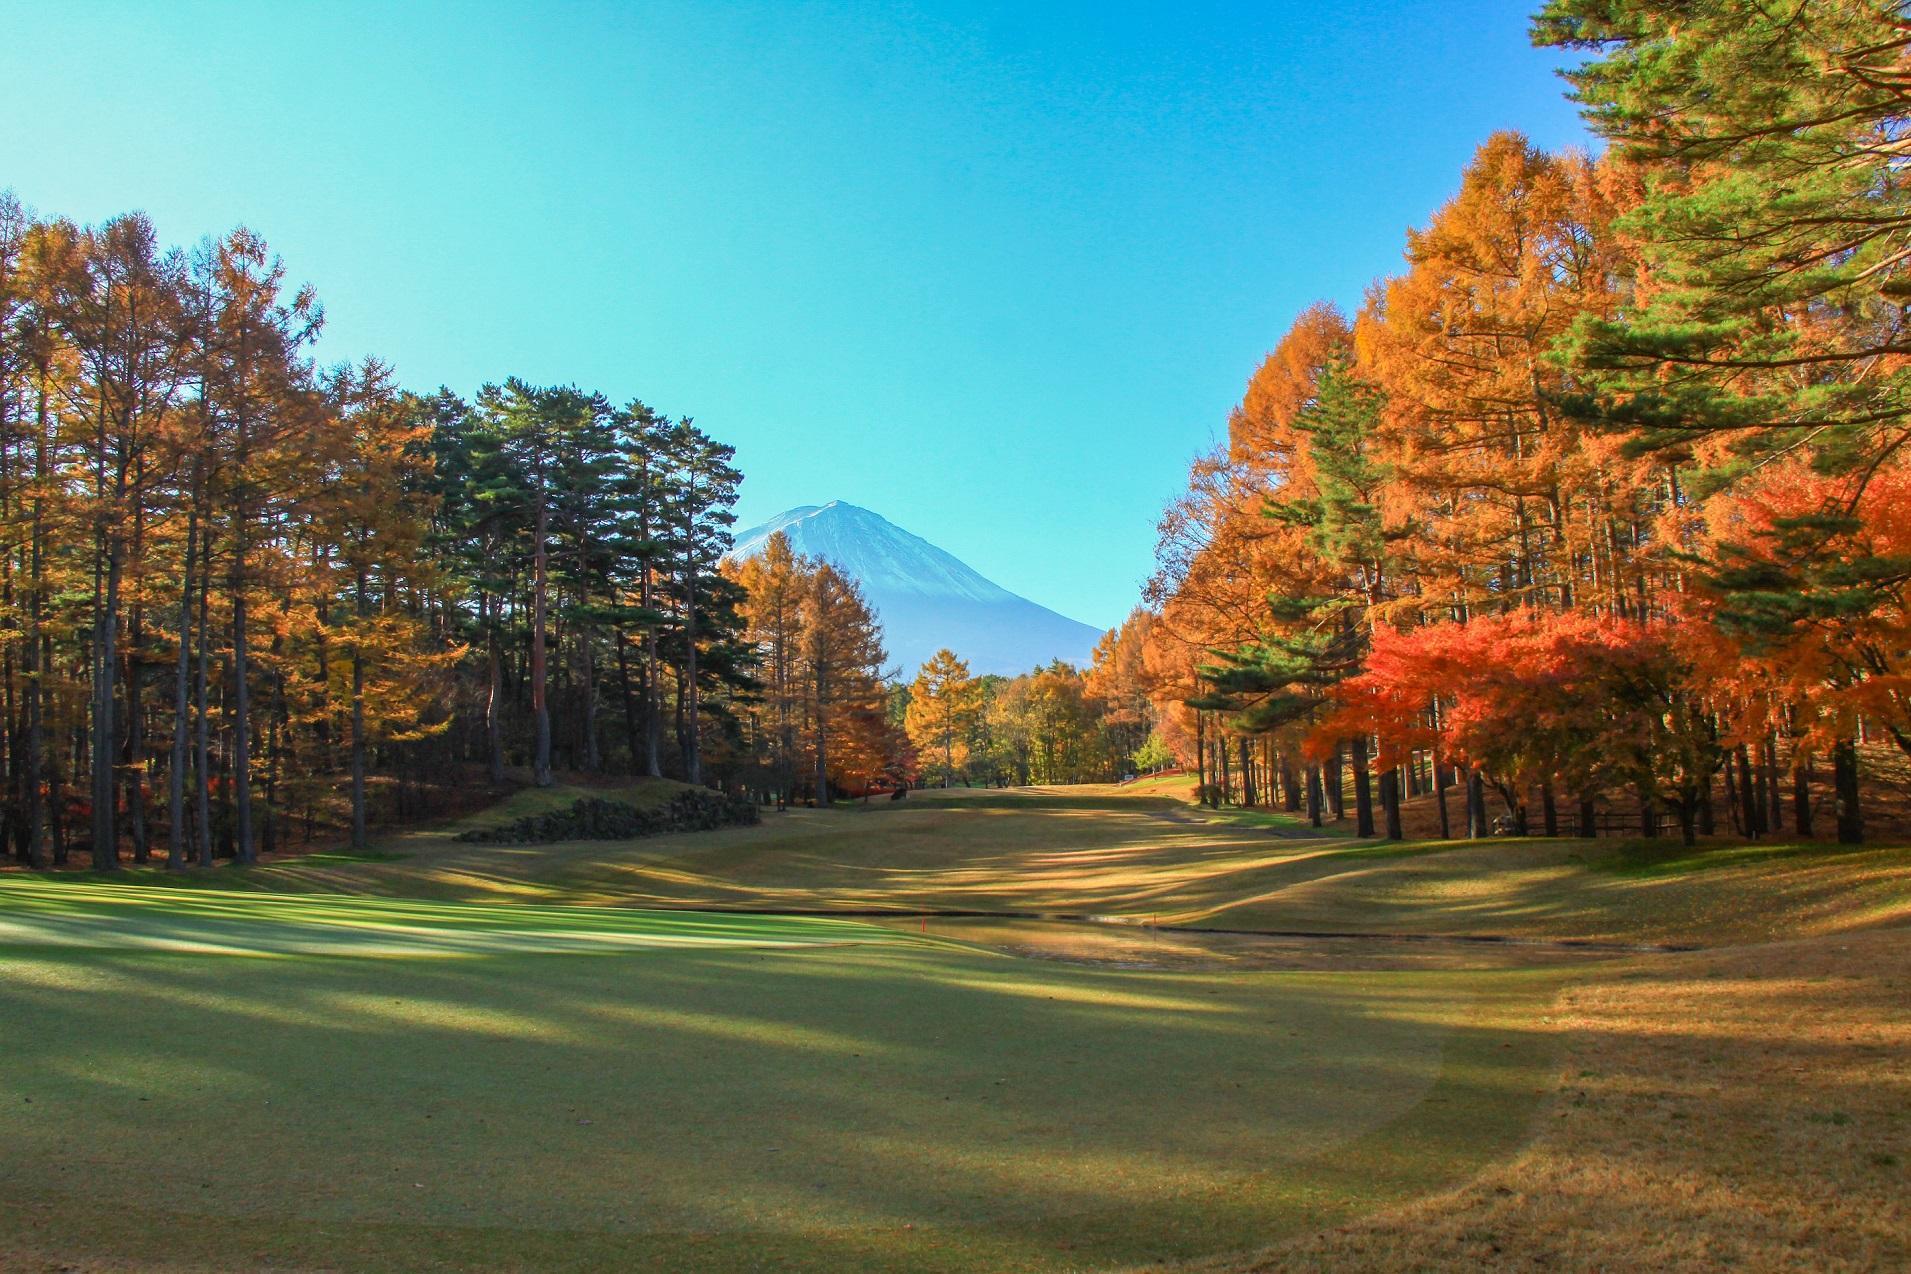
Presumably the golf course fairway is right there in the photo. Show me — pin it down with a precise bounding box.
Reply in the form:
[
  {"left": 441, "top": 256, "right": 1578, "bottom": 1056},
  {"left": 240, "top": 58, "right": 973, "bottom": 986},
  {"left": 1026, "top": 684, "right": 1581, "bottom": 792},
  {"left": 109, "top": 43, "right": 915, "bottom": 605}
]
[{"left": 2, "top": 782, "right": 1904, "bottom": 1271}]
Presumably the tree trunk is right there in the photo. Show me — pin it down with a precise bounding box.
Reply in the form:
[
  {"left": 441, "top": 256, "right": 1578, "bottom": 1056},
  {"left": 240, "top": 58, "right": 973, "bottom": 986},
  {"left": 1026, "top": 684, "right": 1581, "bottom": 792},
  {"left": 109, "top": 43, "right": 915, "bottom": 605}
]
[
  {"left": 1735, "top": 742, "right": 1759, "bottom": 838},
  {"left": 683, "top": 544, "right": 701, "bottom": 787},
  {"left": 231, "top": 574, "right": 256, "bottom": 864},
  {"left": 22, "top": 425, "right": 48, "bottom": 870},
  {"left": 1833, "top": 738, "right": 1862, "bottom": 844},
  {"left": 1540, "top": 782, "right": 1558, "bottom": 837},
  {"left": 531, "top": 501, "right": 552, "bottom": 787},
  {"left": 582, "top": 628, "right": 601, "bottom": 774},
  {"left": 1466, "top": 769, "right": 1487, "bottom": 838},
  {"left": 350, "top": 569, "right": 368, "bottom": 850},
  {"left": 125, "top": 599, "right": 148, "bottom": 864},
  {"left": 615, "top": 630, "right": 642, "bottom": 775},
  {"left": 1793, "top": 753, "right": 1814, "bottom": 837},
  {"left": 1379, "top": 765, "right": 1402, "bottom": 840},
  {"left": 1326, "top": 745, "right": 1345, "bottom": 820},
  {"left": 1722, "top": 748, "right": 1742, "bottom": 834},
  {"left": 1194, "top": 710, "right": 1206, "bottom": 798},
  {"left": 1763, "top": 734, "right": 1782, "bottom": 834},
  {"left": 167, "top": 496, "right": 197, "bottom": 870},
  {"left": 192, "top": 529, "right": 214, "bottom": 868},
  {"left": 484, "top": 590, "right": 505, "bottom": 784},
  {"left": 1676, "top": 788, "right": 1697, "bottom": 847},
  {"left": 1305, "top": 762, "right": 1322, "bottom": 828},
  {"left": 638, "top": 542, "right": 663, "bottom": 778},
  {"left": 813, "top": 663, "right": 829, "bottom": 805},
  {"left": 47, "top": 727, "right": 66, "bottom": 865},
  {"left": 91, "top": 530, "right": 122, "bottom": 869},
  {"left": 1350, "top": 735, "right": 1374, "bottom": 837},
  {"left": 22, "top": 624, "right": 44, "bottom": 868}
]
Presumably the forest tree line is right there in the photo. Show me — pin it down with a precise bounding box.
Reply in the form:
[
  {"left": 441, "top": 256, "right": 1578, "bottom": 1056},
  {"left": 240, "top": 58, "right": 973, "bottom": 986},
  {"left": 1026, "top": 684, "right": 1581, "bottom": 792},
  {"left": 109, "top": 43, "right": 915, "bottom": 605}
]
[
  {"left": 1098, "top": 1, "right": 1911, "bottom": 846},
  {"left": 893, "top": 646, "right": 1143, "bottom": 789},
  {"left": 0, "top": 198, "right": 777, "bottom": 869}
]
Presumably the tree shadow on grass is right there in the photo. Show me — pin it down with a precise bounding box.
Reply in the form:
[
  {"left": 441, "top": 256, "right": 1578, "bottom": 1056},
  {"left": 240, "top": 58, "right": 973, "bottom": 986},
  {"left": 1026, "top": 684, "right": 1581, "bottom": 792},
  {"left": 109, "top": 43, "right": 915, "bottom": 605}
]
[{"left": 0, "top": 944, "right": 1577, "bottom": 1273}]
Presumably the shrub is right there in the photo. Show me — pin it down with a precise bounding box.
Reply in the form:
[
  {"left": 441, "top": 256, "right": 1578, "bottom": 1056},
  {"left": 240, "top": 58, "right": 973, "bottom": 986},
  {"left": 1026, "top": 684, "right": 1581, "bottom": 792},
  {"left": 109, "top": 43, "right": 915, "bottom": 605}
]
[{"left": 455, "top": 789, "right": 759, "bottom": 845}]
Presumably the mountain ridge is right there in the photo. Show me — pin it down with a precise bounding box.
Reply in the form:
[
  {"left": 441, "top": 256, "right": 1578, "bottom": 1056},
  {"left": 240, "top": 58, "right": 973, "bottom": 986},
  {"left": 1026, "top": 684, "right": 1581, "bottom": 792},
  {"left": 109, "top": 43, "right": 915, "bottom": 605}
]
[{"left": 729, "top": 501, "right": 1105, "bottom": 677}]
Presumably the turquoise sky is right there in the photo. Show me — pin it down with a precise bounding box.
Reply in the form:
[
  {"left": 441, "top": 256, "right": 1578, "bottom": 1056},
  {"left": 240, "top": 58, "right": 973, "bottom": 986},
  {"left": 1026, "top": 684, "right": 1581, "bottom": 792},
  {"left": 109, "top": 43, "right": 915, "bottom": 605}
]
[{"left": 5, "top": 2, "right": 1587, "bottom": 629}]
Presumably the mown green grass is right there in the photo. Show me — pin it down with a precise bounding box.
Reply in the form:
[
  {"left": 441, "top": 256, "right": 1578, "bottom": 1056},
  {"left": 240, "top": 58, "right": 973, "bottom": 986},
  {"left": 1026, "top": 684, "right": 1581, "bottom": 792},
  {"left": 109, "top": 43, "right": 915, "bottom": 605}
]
[
  {"left": 0, "top": 920, "right": 1562, "bottom": 1272},
  {"left": 7, "top": 782, "right": 1907, "bottom": 1271},
  {"left": 46, "top": 775, "right": 1911, "bottom": 956},
  {"left": 1586, "top": 837, "right": 1837, "bottom": 878},
  {"left": 83, "top": 784, "right": 1911, "bottom": 947},
  {"left": 0, "top": 876, "right": 906, "bottom": 956},
  {"left": 1179, "top": 803, "right": 1357, "bottom": 838}
]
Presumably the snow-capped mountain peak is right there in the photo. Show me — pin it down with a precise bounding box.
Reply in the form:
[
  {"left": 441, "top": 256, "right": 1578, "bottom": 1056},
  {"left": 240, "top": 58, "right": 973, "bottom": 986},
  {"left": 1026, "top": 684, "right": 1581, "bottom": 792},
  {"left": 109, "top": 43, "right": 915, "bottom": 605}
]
[
  {"left": 734, "top": 502, "right": 1015, "bottom": 605},
  {"left": 728, "top": 502, "right": 1103, "bottom": 677}
]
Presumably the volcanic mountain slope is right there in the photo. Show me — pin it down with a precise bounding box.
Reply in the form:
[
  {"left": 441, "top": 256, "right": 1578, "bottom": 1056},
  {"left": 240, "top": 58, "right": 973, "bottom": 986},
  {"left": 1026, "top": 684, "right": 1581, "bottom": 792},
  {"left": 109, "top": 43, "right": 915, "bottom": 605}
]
[{"left": 729, "top": 502, "right": 1105, "bottom": 677}]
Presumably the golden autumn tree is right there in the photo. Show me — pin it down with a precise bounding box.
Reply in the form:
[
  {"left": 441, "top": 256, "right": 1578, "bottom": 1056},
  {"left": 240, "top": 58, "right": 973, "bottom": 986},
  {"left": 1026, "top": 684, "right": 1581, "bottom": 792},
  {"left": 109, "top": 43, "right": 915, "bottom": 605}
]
[
  {"left": 312, "top": 360, "right": 460, "bottom": 847},
  {"left": 904, "top": 648, "right": 980, "bottom": 786},
  {"left": 799, "top": 563, "right": 890, "bottom": 803},
  {"left": 1146, "top": 305, "right": 1354, "bottom": 813},
  {"left": 0, "top": 195, "right": 759, "bottom": 871},
  {"left": 1357, "top": 133, "right": 1646, "bottom": 621},
  {"left": 725, "top": 531, "right": 809, "bottom": 800},
  {"left": 1083, "top": 609, "right": 1154, "bottom": 769}
]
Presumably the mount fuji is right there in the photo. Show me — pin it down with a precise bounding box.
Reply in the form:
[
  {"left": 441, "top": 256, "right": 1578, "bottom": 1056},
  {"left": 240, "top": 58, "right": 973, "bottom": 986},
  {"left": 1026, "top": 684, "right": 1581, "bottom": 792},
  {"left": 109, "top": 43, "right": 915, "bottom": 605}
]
[{"left": 729, "top": 502, "right": 1106, "bottom": 678}]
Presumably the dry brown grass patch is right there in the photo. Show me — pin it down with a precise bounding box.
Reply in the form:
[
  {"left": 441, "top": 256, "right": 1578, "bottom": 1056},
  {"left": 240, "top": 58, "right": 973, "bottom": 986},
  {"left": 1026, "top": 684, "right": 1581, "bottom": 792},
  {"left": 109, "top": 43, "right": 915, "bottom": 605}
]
[{"left": 1232, "top": 927, "right": 1911, "bottom": 1273}]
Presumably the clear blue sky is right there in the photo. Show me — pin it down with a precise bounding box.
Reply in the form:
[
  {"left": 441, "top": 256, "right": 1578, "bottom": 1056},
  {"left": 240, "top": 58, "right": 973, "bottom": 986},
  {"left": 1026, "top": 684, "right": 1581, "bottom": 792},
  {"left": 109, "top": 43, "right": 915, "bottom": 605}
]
[{"left": 4, "top": 1, "right": 1588, "bottom": 630}]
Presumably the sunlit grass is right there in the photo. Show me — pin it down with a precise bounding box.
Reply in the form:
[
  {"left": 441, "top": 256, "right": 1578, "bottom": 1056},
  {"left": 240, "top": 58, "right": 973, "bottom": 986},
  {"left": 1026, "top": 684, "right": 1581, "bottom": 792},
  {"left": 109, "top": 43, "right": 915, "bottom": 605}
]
[
  {"left": 87, "top": 783, "right": 1911, "bottom": 948},
  {"left": 0, "top": 939, "right": 1563, "bottom": 1272},
  {"left": 0, "top": 876, "right": 907, "bottom": 956}
]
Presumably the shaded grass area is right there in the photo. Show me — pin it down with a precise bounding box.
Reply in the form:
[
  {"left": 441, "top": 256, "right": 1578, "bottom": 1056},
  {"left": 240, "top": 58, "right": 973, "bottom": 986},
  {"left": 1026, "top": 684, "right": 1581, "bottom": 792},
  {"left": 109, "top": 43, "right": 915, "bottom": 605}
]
[
  {"left": 1166, "top": 801, "right": 1358, "bottom": 840},
  {"left": 904, "top": 786, "right": 1186, "bottom": 813},
  {"left": 1190, "top": 836, "right": 1911, "bottom": 947},
  {"left": 0, "top": 941, "right": 1562, "bottom": 1273}
]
